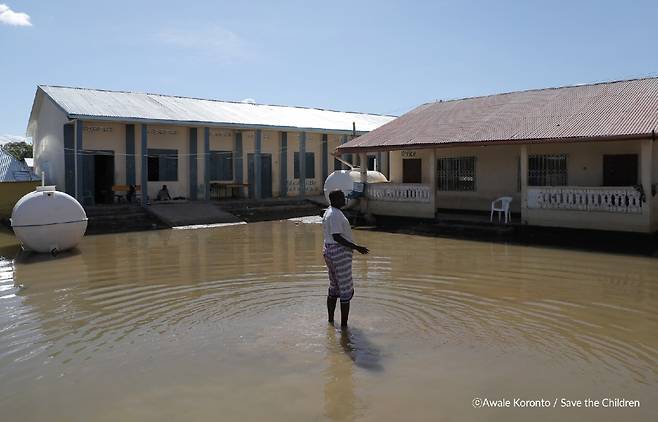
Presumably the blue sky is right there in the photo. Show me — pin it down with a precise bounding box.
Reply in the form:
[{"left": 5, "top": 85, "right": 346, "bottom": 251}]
[{"left": 1, "top": 0, "right": 657, "bottom": 137}]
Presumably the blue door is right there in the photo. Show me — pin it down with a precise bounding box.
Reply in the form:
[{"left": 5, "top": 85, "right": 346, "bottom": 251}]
[{"left": 247, "top": 154, "right": 272, "bottom": 199}]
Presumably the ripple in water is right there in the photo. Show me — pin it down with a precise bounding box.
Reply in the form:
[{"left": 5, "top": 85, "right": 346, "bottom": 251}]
[{"left": 0, "top": 221, "right": 657, "bottom": 420}]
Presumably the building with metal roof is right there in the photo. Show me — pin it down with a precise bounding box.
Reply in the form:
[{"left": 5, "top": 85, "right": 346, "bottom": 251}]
[
  {"left": 0, "top": 147, "right": 39, "bottom": 219},
  {"left": 0, "top": 148, "right": 37, "bottom": 182},
  {"left": 27, "top": 85, "right": 395, "bottom": 205},
  {"left": 29, "top": 86, "right": 393, "bottom": 136},
  {"left": 337, "top": 77, "right": 658, "bottom": 153},
  {"left": 336, "top": 78, "right": 658, "bottom": 233}
]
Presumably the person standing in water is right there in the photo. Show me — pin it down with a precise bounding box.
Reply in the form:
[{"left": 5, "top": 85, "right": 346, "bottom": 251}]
[{"left": 323, "top": 190, "right": 369, "bottom": 328}]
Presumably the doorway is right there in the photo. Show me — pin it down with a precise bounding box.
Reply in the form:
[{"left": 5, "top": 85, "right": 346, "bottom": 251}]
[
  {"left": 402, "top": 158, "right": 422, "bottom": 183},
  {"left": 81, "top": 151, "right": 115, "bottom": 205},
  {"left": 247, "top": 153, "right": 273, "bottom": 199},
  {"left": 603, "top": 154, "right": 638, "bottom": 186}
]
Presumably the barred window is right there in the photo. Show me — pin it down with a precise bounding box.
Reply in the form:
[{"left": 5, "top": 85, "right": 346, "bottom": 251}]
[
  {"left": 148, "top": 148, "right": 178, "bottom": 181},
  {"left": 209, "top": 151, "right": 233, "bottom": 181},
  {"left": 294, "top": 152, "right": 315, "bottom": 179},
  {"left": 437, "top": 157, "right": 476, "bottom": 191},
  {"left": 528, "top": 154, "right": 567, "bottom": 186}
]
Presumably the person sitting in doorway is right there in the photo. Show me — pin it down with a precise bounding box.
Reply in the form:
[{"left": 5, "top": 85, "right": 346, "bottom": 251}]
[
  {"left": 126, "top": 184, "right": 136, "bottom": 203},
  {"left": 156, "top": 184, "right": 171, "bottom": 201}
]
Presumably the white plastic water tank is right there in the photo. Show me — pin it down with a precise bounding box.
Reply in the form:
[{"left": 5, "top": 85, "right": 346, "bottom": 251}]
[
  {"left": 10, "top": 186, "right": 88, "bottom": 254},
  {"left": 323, "top": 169, "right": 388, "bottom": 204}
]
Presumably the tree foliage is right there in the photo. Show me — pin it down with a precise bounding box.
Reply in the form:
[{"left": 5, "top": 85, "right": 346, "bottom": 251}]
[{"left": 1, "top": 142, "right": 33, "bottom": 161}]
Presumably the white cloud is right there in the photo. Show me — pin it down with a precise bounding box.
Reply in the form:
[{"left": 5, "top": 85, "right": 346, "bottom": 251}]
[
  {"left": 157, "top": 26, "right": 253, "bottom": 63},
  {"left": 0, "top": 4, "right": 32, "bottom": 26}
]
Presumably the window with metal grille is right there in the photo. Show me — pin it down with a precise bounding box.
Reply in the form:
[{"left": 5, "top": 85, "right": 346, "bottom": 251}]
[
  {"left": 437, "top": 157, "right": 476, "bottom": 191},
  {"left": 209, "top": 151, "right": 233, "bottom": 181},
  {"left": 147, "top": 149, "right": 178, "bottom": 181},
  {"left": 528, "top": 154, "right": 567, "bottom": 186},
  {"left": 294, "top": 152, "right": 315, "bottom": 179}
]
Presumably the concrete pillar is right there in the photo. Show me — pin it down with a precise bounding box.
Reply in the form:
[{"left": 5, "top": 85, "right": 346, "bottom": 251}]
[
  {"left": 234, "top": 132, "right": 243, "bottom": 184},
  {"left": 429, "top": 148, "right": 437, "bottom": 214},
  {"left": 641, "top": 138, "right": 653, "bottom": 228},
  {"left": 300, "top": 132, "right": 306, "bottom": 198},
  {"left": 322, "top": 133, "right": 328, "bottom": 188},
  {"left": 189, "top": 128, "right": 197, "bottom": 200},
  {"left": 382, "top": 151, "right": 390, "bottom": 179},
  {"left": 141, "top": 124, "right": 148, "bottom": 206},
  {"left": 126, "top": 124, "right": 136, "bottom": 185},
  {"left": 520, "top": 144, "right": 529, "bottom": 224},
  {"left": 359, "top": 153, "right": 367, "bottom": 183},
  {"left": 75, "top": 120, "right": 83, "bottom": 201},
  {"left": 359, "top": 152, "right": 368, "bottom": 214},
  {"left": 255, "top": 129, "right": 262, "bottom": 199},
  {"left": 280, "top": 132, "right": 287, "bottom": 197},
  {"left": 204, "top": 127, "right": 210, "bottom": 200}
]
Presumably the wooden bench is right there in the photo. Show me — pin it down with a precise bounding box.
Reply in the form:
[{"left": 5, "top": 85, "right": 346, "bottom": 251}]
[{"left": 112, "top": 185, "right": 141, "bottom": 203}]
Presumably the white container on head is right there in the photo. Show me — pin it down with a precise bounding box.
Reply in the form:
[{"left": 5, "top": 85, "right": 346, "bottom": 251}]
[
  {"left": 10, "top": 186, "right": 88, "bottom": 254},
  {"left": 323, "top": 169, "right": 388, "bottom": 206}
]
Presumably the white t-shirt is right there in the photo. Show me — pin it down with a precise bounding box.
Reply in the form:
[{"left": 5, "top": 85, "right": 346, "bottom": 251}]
[{"left": 322, "top": 206, "right": 354, "bottom": 244}]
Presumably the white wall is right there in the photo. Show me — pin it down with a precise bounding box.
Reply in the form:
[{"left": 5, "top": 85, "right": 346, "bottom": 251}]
[
  {"left": 33, "top": 96, "right": 69, "bottom": 189},
  {"left": 143, "top": 125, "right": 189, "bottom": 199},
  {"left": 81, "top": 122, "right": 126, "bottom": 185}
]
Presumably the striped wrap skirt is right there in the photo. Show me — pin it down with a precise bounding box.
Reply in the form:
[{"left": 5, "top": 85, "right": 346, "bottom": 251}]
[{"left": 323, "top": 243, "right": 354, "bottom": 303}]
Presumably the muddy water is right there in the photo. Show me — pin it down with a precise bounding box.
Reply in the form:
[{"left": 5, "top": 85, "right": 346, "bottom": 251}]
[{"left": 0, "top": 222, "right": 657, "bottom": 421}]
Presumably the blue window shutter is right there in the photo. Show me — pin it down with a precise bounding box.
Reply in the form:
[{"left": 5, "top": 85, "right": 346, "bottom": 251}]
[
  {"left": 294, "top": 152, "right": 300, "bottom": 179},
  {"left": 221, "top": 152, "right": 233, "bottom": 180},
  {"left": 149, "top": 148, "right": 178, "bottom": 181},
  {"left": 162, "top": 151, "right": 177, "bottom": 181},
  {"left": 209, "top": 151, "right": 233, "bottom": 181},
  {"left": 306, "top": 152, "right": 315, "bottom": 178},
  {"left": 209, "top": 152, "right": 218, "bottom": 180}
]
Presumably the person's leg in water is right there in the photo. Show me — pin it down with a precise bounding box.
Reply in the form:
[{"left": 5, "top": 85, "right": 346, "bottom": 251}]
[
  {"left": 327, "top": 296, "right": 337, "bottom": 324},
  {"left": 340, "top": 301, "right": 350, "bottom": 328}
]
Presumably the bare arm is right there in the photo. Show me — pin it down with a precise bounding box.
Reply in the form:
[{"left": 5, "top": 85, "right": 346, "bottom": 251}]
[{"left": 332, "top": 233, "right": 369, "bottom": 254}]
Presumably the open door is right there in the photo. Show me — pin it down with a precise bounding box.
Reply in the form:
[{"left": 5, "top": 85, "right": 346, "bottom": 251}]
[{"left": 603, "top": 154, "right": 638, "bottom": 186}]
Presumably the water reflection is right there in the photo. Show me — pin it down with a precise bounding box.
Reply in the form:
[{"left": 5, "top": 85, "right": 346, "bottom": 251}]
[
  {"left": 338, "top": 327, "right": 383, "bottom": 372},
  {"left": 324, "top": 326, "right": 357, "bottom": 422},
  {"left": 0, "top": 222, "right": 657, "bottom": 421}
]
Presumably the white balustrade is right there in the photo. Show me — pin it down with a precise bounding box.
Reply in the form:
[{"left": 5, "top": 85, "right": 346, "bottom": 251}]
[
  {"left": 366, "top": 183, "right": 432, "bottom": 203},
  {"left": 528, "top": 187, "right": 643, "bottom": 213}
]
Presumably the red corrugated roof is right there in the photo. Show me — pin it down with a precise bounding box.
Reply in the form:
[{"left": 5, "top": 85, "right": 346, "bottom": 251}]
[{"left": 337, "top": 77, "right": 658, "bottom": 153}]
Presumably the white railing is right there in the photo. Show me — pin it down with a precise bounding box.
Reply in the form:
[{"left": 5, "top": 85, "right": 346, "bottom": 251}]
[
  {"left": 527, "top": 186, "right": 643, "bottom": 213},
  {"left": 366, "top": 183, "right": 432, "bottom": 203}
]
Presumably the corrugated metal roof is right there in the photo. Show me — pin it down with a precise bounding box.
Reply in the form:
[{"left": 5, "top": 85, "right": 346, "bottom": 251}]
[
  {"left": 337, "top": 78, "right": 658, "bottom": 152},
  {"left": 0, "top": 150, "right": 38, "bottom": 182},
  {"left": 38, "top": 86, "right": 396, "bottom": 134}
]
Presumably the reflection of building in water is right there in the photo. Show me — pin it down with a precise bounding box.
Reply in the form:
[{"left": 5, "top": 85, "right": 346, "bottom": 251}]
[{"left": 10, "top": 223, "right": 328, "bottom": 366}]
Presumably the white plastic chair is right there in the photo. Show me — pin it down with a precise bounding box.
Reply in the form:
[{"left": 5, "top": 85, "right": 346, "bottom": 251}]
[{"left": 490, "top": 196, "right": 512, "bottom": 224}]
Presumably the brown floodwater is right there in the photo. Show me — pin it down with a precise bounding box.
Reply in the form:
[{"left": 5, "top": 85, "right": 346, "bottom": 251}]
[{"left": 0, "top": 221, "right": 657, "bottom": 421}]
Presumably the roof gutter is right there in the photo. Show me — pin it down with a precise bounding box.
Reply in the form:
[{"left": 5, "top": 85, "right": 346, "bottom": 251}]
[{"left": 335, "top": 133, "right": 655, "bottom": 154}]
